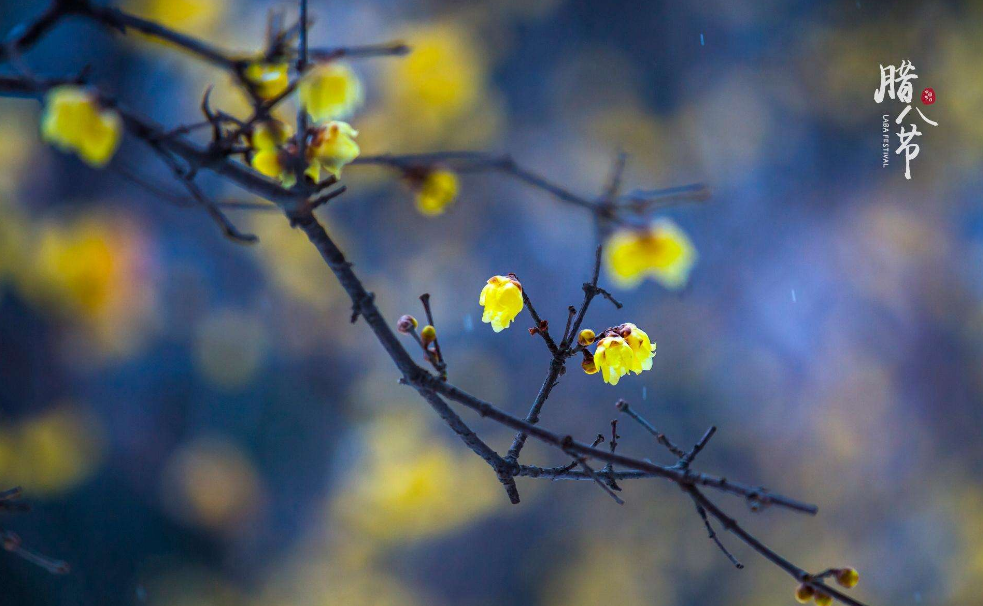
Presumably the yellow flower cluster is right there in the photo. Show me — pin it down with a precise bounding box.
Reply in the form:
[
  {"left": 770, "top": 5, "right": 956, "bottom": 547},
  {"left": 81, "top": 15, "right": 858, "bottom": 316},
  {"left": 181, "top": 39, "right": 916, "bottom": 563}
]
[
  {"left": 244, "top": 59, "right": 364, "bottom": 185},
  {"left": 249, "top": 120, "right": 360, "bottom": 186},
  {"left": 41, "top": 86, "right": 122, "bottom": 167},
  {"left": 414, "top": 169, "right": 459, "bottom": 216},
  {"left": 604, "top": 219, "right": 697, "bottom": 290},
  {"left": 479, "top": 275, "right": 523, "bottom": 332},
  {"left": 584, "top": 323, "right": 656, "bottom": 385}
]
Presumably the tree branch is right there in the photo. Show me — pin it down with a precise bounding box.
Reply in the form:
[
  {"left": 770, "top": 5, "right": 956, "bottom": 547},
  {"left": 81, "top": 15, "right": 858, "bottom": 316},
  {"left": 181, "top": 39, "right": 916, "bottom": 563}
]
[{"left": 0, "top": 7, "right": 870, "bottom": 604}]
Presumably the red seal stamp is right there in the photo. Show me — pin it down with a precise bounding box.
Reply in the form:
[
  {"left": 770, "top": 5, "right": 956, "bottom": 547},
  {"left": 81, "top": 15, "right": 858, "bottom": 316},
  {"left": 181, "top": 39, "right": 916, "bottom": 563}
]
[{"left": 921, "top": 87, "right": 935, "bottom": 105}]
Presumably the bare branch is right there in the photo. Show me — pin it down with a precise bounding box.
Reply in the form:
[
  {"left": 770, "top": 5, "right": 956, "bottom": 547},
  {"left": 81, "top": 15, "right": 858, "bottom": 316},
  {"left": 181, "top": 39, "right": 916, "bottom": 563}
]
[{"left": 0, "top": 7, "right": 869, "bottom": 604}]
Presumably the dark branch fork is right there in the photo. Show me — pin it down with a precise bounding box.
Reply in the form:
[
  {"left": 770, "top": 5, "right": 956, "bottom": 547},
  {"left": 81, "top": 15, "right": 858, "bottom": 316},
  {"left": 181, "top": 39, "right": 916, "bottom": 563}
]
[{"left": 0, "top": 4, "right": 869, "bottom": 605}]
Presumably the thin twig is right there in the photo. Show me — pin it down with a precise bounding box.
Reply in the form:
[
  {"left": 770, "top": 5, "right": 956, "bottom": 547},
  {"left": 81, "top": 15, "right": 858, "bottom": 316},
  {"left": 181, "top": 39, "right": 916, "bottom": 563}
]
[
  {"left": 689, "top": 492, "right": 744, "bottom": 569},
  {"left": 615, "top": 399, "right": 687, "bottom": 459},
  {"left": 678, "top": 426, "right": 717, "bottom": 468}
]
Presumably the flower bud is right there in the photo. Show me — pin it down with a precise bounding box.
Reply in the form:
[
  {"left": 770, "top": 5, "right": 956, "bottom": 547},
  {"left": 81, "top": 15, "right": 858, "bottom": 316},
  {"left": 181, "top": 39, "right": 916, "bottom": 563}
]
[
  {"left": 421, "top": 325, "right": 437, "bottom": 345},
  {"left": 835, "top": 568, "right": 859, "bottom": 589},
  {"left": 578, "top": 329, "right": 596, "bottom": 347},
  {"left": 814, "top": 592, "right": 832, "bottom": 606},
  {"left": 794, "top": 584, "right": 814, "bottom": 604},
  {"left": 581, "top": 351, "right": 598, "bottom": 375},
  {"left": 397, "top": 315, "right": 418, "bottom": 333}
]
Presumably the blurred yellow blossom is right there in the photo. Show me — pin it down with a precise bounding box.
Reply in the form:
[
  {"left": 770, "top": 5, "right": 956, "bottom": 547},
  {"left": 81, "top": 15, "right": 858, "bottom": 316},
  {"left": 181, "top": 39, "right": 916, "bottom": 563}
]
[
  {"left": 18, "top": 213, "right": 157, "bottom": 360},
  {"left": 359, "top": 20, "right": 501, "bottom": 152},
  {"left": 384, "top": 22, "right": 482, "bottom": 123},
  {"left": 947, "top": 486, "right": 983, "bottom": 603},
  {"left": 33, "top": 219, "right": 116, "bottom": 316},
  {"left": 0, "top": 403, "right": 104, "bottom": 496},
  {"left": 260, "top": 551, "right": 424, "bottom": 606},
  {"left": 248, "top": 213, "right": 342, "bottom": 310},
  {"left": 593, "top": 334, "right": 634, "bottom": 385},
  {"left": 194, "top": 308, "right": 268, "bottom": 390},
  {"left": 0, "top": 201, "right": 29, "bottom": 284},
  {"left": 308, "top": 121, "right": 360, "bottom": 178},
  {"left": 479, "top": 274, "right": 523, "bottom": 332},
  {"left": 299, "top": 63, "right": 363, "bottom": 123},
  {"left": 125, "top": 0, "right": 226, "bottom": 37},
  {"left": 545, "top": 540, "right": 651, "bottom": 606},
  {"left": 161, "top": 437, "right": 263, "bottom": 532},
  {"left": 604, "top": 220, "right": 697, "bottom": 290},
  {"left": 333, "top": 411, "right": 500, "bottom": 544},
  {"left": 414, "top": 169, "right": 458, "bottom": 216},
  {"left": 41, "top": 86, "right": 122, "bottom": 168},
  {"left": 243, "top": 62, "right": 290, "bottom": 100},
  {"left": 0, "top": 101, "right": 38, "bottom": 193}
]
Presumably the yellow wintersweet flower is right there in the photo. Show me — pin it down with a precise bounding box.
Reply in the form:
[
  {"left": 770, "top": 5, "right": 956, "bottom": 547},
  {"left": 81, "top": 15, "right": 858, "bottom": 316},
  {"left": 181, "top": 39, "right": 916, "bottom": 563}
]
[
  {"left": 308, "top": 121, "right": 360, "bottom": 178},
  {"left": 251, "top": 148, "right": 320, "bottom": 187},
  {"left": 250, "top": 148, "right": 285, "bottom": 179},
  {"left": 479, "top": 275, "right": 523, "bottom": 332},
  {"left": 41, "top": 86, "right": 122, "bottom": 168},
  {"left": 250, "top": 120, "right": 291, "bottom": 151},
  {"left": 243, "top": 62, "right": 289, "bottom": 100},
  {"left": 604, "top": 219, "right": 697, "bottom": 290},
  {"left": 248, "top": 121, "right": 327, "bottom": 187},
  {"left": 415, "top": 170, "right": 458, "bottom": 216},
  {"left": 620, "top": 323, "right": 656, "bottom": 374},
  {"left": 299, "top": 62, "right": 364, "bottom": 122},
  {"left": 593, "top": 335, "right": 635, "bottom": 386}
]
